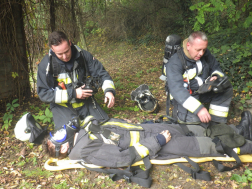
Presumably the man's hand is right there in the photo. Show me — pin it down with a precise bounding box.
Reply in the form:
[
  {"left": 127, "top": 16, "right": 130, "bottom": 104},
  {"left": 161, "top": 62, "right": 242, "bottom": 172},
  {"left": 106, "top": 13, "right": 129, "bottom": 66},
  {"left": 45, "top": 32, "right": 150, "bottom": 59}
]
[
  {"left": 197, "top": 107, "right": 211, "bottom": 123},
  {"left": 75, "top": 85, "right": 93, "bottom": 99},
  {"left": 104, "top": 92, "right": 115, "bottom": 108},
  {"left": 209, "top": 76, "right": 218, "bottom": 81}
]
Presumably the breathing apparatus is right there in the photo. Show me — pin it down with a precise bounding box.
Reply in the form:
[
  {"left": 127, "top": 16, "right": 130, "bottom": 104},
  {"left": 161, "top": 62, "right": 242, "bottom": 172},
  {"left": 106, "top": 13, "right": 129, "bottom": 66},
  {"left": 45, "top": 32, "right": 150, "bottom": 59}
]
[
  {"left": 131, "top": 84, "right": 159, "bottom": 113},
  {"left": 49, "top": 117, "right": 80, "bottom": 158}
]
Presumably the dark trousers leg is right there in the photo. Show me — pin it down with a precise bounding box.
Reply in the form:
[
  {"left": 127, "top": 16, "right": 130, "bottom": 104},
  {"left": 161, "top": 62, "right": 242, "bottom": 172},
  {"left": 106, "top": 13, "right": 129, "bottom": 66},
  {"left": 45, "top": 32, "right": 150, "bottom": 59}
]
[{"left": 200, "top": 86, "right": 233, "bottom": 123}]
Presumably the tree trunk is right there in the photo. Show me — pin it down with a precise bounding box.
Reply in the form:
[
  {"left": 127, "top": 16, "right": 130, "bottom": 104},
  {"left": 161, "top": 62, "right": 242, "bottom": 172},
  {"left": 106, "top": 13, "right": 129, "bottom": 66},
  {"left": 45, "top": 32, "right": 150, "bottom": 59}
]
[{"left": 49, "top": 0, "right": 55, "bottom": 32}]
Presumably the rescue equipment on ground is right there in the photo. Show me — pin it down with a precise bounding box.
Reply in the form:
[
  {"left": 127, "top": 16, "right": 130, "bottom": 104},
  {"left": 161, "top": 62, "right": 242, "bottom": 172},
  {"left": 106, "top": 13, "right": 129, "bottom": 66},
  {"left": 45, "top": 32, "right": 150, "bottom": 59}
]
[
  {"left": 197, "top": 76, "right": 232, "bottom": 94},
  {"left": 131, "top": 84, "right": 159, "bottom": 113},
  {"left": 49, "top": 117, "right": 80, "bottom": 157},
  {"left": 14, "top": 113, "right": 47, "bottom": 144}
]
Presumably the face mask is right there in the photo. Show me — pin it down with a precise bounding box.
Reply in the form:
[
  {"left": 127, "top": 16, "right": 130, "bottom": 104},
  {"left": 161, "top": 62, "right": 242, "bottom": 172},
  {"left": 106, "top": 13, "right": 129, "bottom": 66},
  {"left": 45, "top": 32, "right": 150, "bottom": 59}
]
[{"left": 50, "top": 125, "right": 67, "bottom": 142}]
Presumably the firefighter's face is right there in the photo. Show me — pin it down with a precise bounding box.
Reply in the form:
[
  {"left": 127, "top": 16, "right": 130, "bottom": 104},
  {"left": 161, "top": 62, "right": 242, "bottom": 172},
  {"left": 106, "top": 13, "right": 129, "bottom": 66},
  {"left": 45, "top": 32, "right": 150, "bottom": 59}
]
[
  {"left": 187, "top": 38, "right": 208, "bottom": 61},
  {"left": 51, "top": 40, "right": 72, "bottom": 62}
]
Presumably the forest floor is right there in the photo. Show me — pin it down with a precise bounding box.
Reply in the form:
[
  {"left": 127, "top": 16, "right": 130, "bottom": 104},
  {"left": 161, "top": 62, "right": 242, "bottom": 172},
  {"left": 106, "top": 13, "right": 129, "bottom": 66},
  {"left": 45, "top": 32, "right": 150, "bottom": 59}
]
[{"left": 0, "top": 36, "right": 251, "bottom": 189}]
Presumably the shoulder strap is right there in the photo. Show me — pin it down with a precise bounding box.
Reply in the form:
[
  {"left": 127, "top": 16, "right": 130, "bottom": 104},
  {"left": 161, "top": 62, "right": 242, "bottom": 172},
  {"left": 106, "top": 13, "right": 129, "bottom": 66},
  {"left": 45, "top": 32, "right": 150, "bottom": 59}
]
[
  {"left": 51, "top": 56, "right": 61, "bottom": 77},
  {"left": 177, "top": 47, "right": 188, "bottom": 70},
  {"left": 74, "top": 45, "right": 90, "bottom": 77}
]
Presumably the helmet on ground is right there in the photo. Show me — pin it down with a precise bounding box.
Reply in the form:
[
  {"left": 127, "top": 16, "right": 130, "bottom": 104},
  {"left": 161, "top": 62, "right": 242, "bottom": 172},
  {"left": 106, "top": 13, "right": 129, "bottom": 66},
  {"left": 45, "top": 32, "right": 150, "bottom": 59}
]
[
  {"left": 14, "top": 113, "right": 47, "bottom": 144},
  {"left": 131, "top": 84, "right": 159, "bottom": 113}
]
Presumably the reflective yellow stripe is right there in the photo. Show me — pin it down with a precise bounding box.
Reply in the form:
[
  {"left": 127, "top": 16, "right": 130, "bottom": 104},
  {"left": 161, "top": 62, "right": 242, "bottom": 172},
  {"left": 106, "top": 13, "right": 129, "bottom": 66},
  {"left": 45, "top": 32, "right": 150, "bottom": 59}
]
[
  {"left": 55, "top": 90, "right": 68, "bottom": 103},
  {"left": 130, "top": 131, "right": 140, "bottom": 146},
  {"left": 182, "top": 96, "right": 201, "bottom": 113},
  {"left": 57, "top": 73, "right": 72, "bottom": 84},
  {"left": 183, "top": 68, "right": 197, "bottom": 80},
  {"left": 88, "top": 132, "right": 97, "bottom": 140},
  {"left": 133, "top": 143, "right": 149, "bottom": 158},
  {"left": 103, "top": 122, "right": 143, "bottom": 130},
  {"left": 57, "top": 103, "right": 68, "bottom": 107},
  {"left": 57, "top": 101, "right": 85, "bottom": 109},
  {"left": 211, "top": 70, "right": 224, "bottom": 77},
  {"left": 237, "top": 147, "right": 240, "bottom": 155},
  {"left": 83, "top": 116, "right": 95, "bottom": 127},
  {"left": 209, "top": 109, "right": 228, "bottom": 117},
  {"left": 72, "top": 102, "right": 85, "bottom": 108}
]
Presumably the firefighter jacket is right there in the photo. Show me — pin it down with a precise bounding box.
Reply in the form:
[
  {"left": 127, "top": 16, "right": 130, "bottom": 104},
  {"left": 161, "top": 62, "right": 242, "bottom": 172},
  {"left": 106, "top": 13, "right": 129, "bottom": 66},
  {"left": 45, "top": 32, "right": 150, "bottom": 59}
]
[
  {"left": 166, "top": 39, "right": 225, "bottom": 115},
  {"left": 69, "top": 117, "right": 224, "bottom": 167},
  {"left": 37, "top": 44, "right": 115, "bottom": 109}
]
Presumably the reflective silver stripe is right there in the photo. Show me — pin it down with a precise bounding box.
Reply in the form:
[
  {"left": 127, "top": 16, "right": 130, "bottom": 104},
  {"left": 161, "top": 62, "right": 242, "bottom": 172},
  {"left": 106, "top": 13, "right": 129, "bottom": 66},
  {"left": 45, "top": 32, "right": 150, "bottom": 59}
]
[
  {"left": 196, "top": 60, "right": 202, "bottom": 75},
  {"left": 183, "top": 68, "right": 196, "bottom": 80},
  {"left": 182, "top": 96, "right": 201, "bottom": 113},
  {"left": 209, "top": 109, "right": 228, "bottom": 117},
  {"left": 209, "top": 104, "right": 229, "bottom": 117},
  {"left": 209, "top": 104, "right": 229, "bottom": 112},
  {"left": 102, "top": 80, "right": 115, "bottom": 91},
  {"left": 130, "top": 131, "right": 140, "bottom": 146},
  {"left": 133, "top": 142, "right": 149, "bottom": 158},
  {"left": 211, "top": 70, "right": 224, "bottom": 77},
  {"left": 72, "top": 68, "right": 78, "bottom": 83},
  {"left": 195, "top": 76, "right": 203, "bottom": 86},
  {"left": 57, "top": 73, "right": 72, "bottom": 84},
  {"left": 163, "top": 58, "right": 168, "bottom": 63},
  {"left": 55, "top": 89, "right": 68, "bottom": 103}
]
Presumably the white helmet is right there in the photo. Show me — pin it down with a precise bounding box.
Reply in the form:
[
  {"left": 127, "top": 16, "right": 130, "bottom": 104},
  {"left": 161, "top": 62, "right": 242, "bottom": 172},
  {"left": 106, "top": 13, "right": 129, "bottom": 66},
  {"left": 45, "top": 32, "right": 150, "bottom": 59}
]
[
  {"left": 14, "top": 113, "right": 32, "bottom": 141},
  {"left": 14, "top": 113, "right": 47, "bottom": 144}
]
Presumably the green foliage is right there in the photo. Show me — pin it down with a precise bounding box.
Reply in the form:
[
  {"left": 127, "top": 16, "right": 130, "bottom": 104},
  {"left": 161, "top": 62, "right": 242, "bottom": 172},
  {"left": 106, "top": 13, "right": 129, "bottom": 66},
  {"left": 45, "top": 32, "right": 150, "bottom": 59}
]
[
  {"left": 34, "top": 107, "right": 53, "bottom": 124},
  {"left": 208, "top": 30, "right": 252, "bottom": 107},
  {"left": 231, "top": 167, "right": 252, "bottom": 188},
  {"left": 6, "top": 99, "right": 19, "bottom": 112},
  {"left": 53, "top": 180, "right": 68, "bottom": 189},
  {"left": 12, "top": 72, "right": 19, "bottom": 78},
  {"left": 2, "top": 99, "right": 19, "bottom": 130},
  {"left": 190, "top": 0, "right": 251, "bottom": 32},
  {"left": 136, "top": 70, "right": 143, "bottom": 78},
  {"left": 23, "top": 167, "right": 53, "bottom": 177},
  {"left": 114, "top": 80, "right": 125, "bottom": 90}
]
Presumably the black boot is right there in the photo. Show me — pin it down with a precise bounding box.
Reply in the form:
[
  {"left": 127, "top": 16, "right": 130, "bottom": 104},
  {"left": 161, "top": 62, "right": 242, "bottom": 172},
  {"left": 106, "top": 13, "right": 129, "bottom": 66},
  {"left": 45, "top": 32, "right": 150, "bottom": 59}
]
[{"left": 236, "top": 111, "right": 252, "bottom": 140}]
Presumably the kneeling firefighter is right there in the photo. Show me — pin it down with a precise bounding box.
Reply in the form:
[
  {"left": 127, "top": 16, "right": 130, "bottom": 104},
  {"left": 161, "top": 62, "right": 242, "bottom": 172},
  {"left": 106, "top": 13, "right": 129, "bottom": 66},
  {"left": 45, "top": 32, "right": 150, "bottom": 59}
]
[
  {"left": 37, "top": 31, "right": 115, "bottom": 130},
  {"left": 163, "top": 31, "right": 233, "bottom": 127},
  {"left": 41, "top": 111, "right": 252, "bottom": 188}
]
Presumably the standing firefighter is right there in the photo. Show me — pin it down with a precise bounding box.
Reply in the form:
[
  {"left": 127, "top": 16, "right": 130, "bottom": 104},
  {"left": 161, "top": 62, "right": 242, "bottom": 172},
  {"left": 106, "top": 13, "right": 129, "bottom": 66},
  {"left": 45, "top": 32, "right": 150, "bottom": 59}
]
[
  {"left": 37, "top": 31, "right": 115, "bottom": 130},
  {"left": 165, "top": 31, "right": 233, "bottom": 126}
]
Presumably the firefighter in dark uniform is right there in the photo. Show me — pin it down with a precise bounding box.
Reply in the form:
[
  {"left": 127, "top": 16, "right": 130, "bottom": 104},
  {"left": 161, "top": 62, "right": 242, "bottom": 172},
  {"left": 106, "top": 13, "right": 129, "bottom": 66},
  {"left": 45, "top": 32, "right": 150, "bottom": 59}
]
[
  {"left": 37, "top": 31, "right": 115, "bottom": 130},
  {"left": 166, "top": 31, "right": 233, "bottom": 125}
]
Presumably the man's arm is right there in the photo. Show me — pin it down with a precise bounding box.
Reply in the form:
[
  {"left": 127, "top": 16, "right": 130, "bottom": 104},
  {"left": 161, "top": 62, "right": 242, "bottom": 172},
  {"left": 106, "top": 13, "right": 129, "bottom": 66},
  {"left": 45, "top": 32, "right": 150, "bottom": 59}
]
[{"left": 82, "top": 50, "right": 116, "bottom": 107}]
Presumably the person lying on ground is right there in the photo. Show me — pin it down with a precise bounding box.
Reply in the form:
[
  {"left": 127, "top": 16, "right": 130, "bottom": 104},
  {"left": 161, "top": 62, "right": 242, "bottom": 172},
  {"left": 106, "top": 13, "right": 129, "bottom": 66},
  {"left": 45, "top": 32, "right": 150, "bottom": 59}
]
[{"left": 42, "top": 111, "right": 252, "bottom": 168}]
